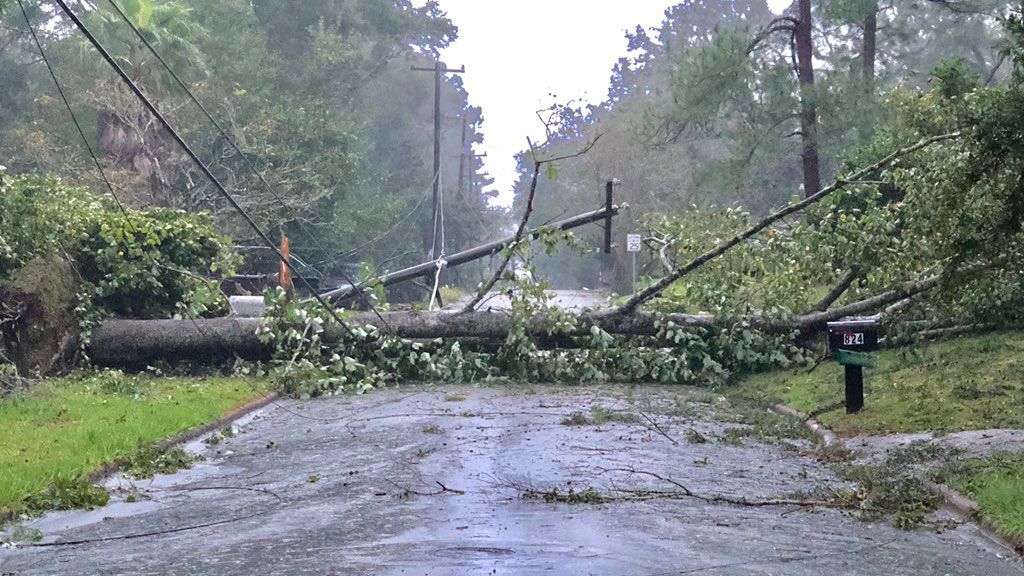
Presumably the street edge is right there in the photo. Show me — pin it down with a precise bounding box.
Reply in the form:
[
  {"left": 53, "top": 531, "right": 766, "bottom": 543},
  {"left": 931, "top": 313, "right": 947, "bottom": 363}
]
[
  {"left": 772, "top": 402, "right": 1024, "bottom": 557},
  {"left": 86, "top": 390, "right": 281, "bottom": 484},
  {"left": 770, "top": 403, "right": 839, "bottom": 447}
]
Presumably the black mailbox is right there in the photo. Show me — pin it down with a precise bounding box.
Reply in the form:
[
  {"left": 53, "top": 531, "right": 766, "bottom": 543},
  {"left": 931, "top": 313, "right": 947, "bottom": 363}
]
[
  {"left": 826, "top": 317, "right": 880, "bottom": 414},
  {"left": 827, "top": 318, "right": 879, "bottom": 353}
]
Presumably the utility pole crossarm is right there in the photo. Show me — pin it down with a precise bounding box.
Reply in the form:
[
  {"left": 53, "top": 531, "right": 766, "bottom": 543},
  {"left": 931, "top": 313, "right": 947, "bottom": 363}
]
[{"left": 410, "top": 65, "right": 466, "bottom": 73}]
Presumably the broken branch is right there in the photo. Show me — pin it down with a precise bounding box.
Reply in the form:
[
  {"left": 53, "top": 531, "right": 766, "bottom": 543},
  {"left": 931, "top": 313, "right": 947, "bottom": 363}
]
[{"left": 615, "top": 132, "right": 961, "bottom": 316}]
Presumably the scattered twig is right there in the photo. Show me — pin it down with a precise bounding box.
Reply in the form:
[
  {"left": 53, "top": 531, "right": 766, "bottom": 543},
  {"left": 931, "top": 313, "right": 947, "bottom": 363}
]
[
  {"left": 489, "top": 468, "right": 856, "bottom": 511},
  {"left": 637, "top": 411, "right": 679, "bottom": 445},
  {"left": 384, "top": 478, "right": 466, "bottom": 497}
]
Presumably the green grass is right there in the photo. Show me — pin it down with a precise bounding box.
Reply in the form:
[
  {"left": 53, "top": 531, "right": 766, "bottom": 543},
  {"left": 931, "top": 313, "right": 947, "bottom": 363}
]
[
  {"left": 737, "top": 331, "right": 1024, "bottom": 435},
  {"left": 942, "top": 453, "right": 1024, "bottom": 539},
  {"left": 0, "top": 373, "right": 264, "bottom": 519}
]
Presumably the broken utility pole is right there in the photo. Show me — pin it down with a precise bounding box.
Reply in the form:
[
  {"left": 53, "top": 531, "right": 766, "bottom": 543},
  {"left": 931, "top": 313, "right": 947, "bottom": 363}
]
[{"left": 321, "top": 204, "right": 620, "bottom": 304}]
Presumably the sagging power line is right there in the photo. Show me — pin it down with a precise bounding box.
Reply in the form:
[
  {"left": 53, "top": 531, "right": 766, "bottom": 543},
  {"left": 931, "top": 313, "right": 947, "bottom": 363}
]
[{"left": 48, "top": 0, "right": 359, "bottom": 334}]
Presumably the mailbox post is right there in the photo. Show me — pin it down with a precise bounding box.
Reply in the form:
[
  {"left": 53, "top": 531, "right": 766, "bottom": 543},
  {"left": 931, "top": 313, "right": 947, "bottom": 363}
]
[{"left": 827, "top": 318, "right": 879, "bottom": 414}]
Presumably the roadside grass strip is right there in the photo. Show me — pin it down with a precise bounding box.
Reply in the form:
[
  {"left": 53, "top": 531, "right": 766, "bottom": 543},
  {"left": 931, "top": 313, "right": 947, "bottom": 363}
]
[
  {"left": 941, "top": 453, "right": 1024, "bottom": 540},
  {"left": 0, "top": 372, "right": 264, "bottom": 521},
  {"left": 739, "top": 331, "right": 1024, "bottom": 435}
]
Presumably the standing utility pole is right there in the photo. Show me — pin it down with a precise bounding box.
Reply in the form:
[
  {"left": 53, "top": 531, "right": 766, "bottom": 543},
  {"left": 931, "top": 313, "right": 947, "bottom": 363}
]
[{"left": 412, "top": 60, "right": 465, "bottom": 259}]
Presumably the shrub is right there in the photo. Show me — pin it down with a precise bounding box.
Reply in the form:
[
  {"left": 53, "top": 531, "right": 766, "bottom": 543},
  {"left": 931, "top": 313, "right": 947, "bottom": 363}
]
[{"left": 0, "top": 173, "right": 234, "bottom": 320}]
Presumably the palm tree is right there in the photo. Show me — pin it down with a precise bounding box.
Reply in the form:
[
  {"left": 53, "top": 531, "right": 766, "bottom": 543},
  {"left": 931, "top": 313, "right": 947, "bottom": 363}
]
[{"left": 74, "top": 0, "right": 207, "bottom": 206}]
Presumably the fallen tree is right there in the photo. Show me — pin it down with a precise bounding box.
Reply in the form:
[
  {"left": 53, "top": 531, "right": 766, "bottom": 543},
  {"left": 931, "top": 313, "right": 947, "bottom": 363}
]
[
  {"left": 86, "top": 133, "right": 978, "bottom": 367},
  {"left": 88, "top": 261, "right": 978, "bottom": 365},
  {"left": 615, "top": 132, "right": 960, "bottom": 315}
]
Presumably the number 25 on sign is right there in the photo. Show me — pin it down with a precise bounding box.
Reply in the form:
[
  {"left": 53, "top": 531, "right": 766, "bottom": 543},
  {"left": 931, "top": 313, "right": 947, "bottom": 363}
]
[{"left": 626, "top": 234, "right": 642, "bottom": 253}]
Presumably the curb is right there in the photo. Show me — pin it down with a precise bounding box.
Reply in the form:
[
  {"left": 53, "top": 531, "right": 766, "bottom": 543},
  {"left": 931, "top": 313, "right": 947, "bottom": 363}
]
[
  {"left": 87, "top": 391, "right": 281, "bottom": 484},
  {"left": 771, "top": 403, "right": 839, "bottom": 448},
  {"left": 772, "top": 402, "right": 1024, "bottom": 557},
  {"left": 927, "top": 481, "right": 1024, "bottom": 555}
]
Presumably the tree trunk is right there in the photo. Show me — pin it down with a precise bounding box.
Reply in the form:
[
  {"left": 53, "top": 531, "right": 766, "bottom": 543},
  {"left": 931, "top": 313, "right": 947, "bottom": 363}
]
[
  {"left": 858, "top": 5, "right": 879, "bottom": 145},
  {"left": 795, "top": 0, "right": 821, "bottom": 198},
  {"left": 87, "top": 311, "right": 725, "bottom": 366},
  {"left": 87, "top": 256, "right": 992, "bottom": 367},
  {"left": 862, "top": 8, "right": 877, "bottom": 89}
]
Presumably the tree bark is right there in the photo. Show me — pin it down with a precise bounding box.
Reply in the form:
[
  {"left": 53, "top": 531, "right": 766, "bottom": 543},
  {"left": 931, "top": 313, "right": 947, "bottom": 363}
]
[
  {"left": 862, "top": 8, "right": 877, "bottom": 89},
  {"left": 87, "top": 311, "right": 724, "bottom": 366},
  {"left": 796, "top": 0, "right": 821, "bottom": 198}
]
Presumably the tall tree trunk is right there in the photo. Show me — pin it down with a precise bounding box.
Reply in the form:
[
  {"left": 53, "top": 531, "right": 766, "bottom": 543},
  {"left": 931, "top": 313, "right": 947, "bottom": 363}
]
[
  {"left": 795, "top": 0, "right": 821, "bottom": 198},
  {"left": 862, "top": 7, "right": 877, "bottom": 89},
  {"left": 858, "top": 5, "right": 879, "bottom": 144}
]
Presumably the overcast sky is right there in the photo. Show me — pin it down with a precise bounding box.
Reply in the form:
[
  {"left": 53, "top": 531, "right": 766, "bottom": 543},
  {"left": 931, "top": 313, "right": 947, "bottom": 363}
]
[{"left": 430, "top": 0, "right": 790, "bottom": 205}]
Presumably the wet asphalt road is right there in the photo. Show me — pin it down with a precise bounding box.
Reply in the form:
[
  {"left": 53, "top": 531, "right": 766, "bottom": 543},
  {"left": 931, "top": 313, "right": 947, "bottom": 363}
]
[{"left": 2, "top": 385, "right": 1021, "bottom": 575}]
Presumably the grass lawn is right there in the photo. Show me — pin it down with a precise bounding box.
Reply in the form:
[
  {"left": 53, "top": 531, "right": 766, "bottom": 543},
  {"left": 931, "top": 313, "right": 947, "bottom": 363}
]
[
  {"left": 941, "top": 453, "right": 1024, "bottom": 539},
  {"left": 0, "top": 373, "right": 265, "bottom": 519},
  {"left": 738, "top": 331, "right": 1024, "bottom": 537},
  {"left": 737, "top": 331, "right": 1024, "bottom": 435}
]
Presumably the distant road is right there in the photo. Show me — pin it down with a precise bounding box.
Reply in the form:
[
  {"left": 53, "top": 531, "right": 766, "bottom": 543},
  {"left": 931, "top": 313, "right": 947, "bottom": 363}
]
[{"left": 448, "top": 289, "right": 611, "bottom": 312}]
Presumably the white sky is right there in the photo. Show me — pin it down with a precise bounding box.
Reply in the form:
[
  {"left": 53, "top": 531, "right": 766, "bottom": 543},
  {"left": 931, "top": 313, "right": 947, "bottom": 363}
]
[{"left": 431, "top": 0, "right": 791, "bottom": 205}]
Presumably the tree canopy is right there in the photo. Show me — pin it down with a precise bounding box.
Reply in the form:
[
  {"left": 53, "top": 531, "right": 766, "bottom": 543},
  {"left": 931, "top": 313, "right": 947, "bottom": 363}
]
[{"left": 0, "top": 0, "right": 500, "bottom": 286}]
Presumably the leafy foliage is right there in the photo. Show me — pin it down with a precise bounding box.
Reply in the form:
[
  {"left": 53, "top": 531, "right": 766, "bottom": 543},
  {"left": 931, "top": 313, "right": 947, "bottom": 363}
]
[
  {"left": 257, "top": 237, "right": 807, "bottom": 398},
  {"left": 0, "top": 173, "right": 233, "bottom": 320},
  {"left": 836, "top": 444, "right": 943, "bottom": 530},
  {"left": 0, "top": 0, "right": 500, "bottom": 287},
  {"left": 22, "top": 476, "right": 110, "bottom": 514}
]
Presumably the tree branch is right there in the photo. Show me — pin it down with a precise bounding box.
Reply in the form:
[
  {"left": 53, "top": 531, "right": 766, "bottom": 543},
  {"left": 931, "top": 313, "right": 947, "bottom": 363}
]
[
  {"left": 810, "top": 269, "right": 859, "bottom": 312},
  {"left": 459, "top": 152, "right": 540, "bottom": 314},
  {"left": 460, "top": 133, "right": 603, "bottom": 314},
  {"left": 797, "top": 257, "right": 1002, "bottom": 328},
  {"left": 612, "top": 132, "right": 961, "bottom": 316}
]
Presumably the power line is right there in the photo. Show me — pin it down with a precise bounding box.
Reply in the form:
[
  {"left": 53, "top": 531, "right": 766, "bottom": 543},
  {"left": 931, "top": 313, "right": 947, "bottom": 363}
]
[
  {"left": 15, "top": 0, "right": 134, "bottom": 230},
  {"left": 48, "top": 0, "right": 358, "bottom": 335},
  {"left": 20, "top": 0, "right": 357, "bottom": 425},
  {"left": 308, "top": 170, "right": 437, "bottom": 271},
  {"left": 100, "top": 0, "right": 390, "bottom": 329}
]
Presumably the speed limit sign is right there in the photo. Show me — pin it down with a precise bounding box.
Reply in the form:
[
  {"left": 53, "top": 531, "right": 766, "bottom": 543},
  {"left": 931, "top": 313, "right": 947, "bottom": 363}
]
[{"left": 626, "top": 234, "right": 642, "bottom": 253}]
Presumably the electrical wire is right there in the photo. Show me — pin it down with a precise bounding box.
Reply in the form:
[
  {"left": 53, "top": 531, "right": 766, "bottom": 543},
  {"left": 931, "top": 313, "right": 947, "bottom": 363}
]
[
  {"left": 19, "top": 2, "right": 359, "bottom": 425},
  {"left": 101, "top": 0, "right": 391, "bottom": 331},
  {"left": 308, "top": 170, "right": 436, "bottom": 271},
  {"left": 49, "top": 0, "right": 360, "bottom": 336}
]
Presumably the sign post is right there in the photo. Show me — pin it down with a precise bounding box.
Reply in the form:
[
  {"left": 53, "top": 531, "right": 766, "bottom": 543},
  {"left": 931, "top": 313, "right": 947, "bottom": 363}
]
[
  {"left": 827, "top": 318, "right": 879, "bottom": 414},
  {"left": 626, "top": 234, "right": 641, "bottom": 295}
]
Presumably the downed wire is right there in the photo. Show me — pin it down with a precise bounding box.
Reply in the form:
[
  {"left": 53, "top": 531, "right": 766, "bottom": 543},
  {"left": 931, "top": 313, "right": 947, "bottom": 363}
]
[{"left": 49, "top": 0, "right": 357, "bottom": 336}]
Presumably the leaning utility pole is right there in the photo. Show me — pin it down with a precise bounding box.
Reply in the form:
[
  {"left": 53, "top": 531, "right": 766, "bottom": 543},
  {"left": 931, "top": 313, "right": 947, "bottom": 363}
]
[{"left": 412, "top": 60, "right": 465, "bottom": 258}]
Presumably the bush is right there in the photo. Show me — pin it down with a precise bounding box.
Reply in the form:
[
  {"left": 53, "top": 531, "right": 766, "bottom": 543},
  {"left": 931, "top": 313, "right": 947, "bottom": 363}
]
[{"left": 0, "top": 173, "right": 234, "bottom": 320}]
